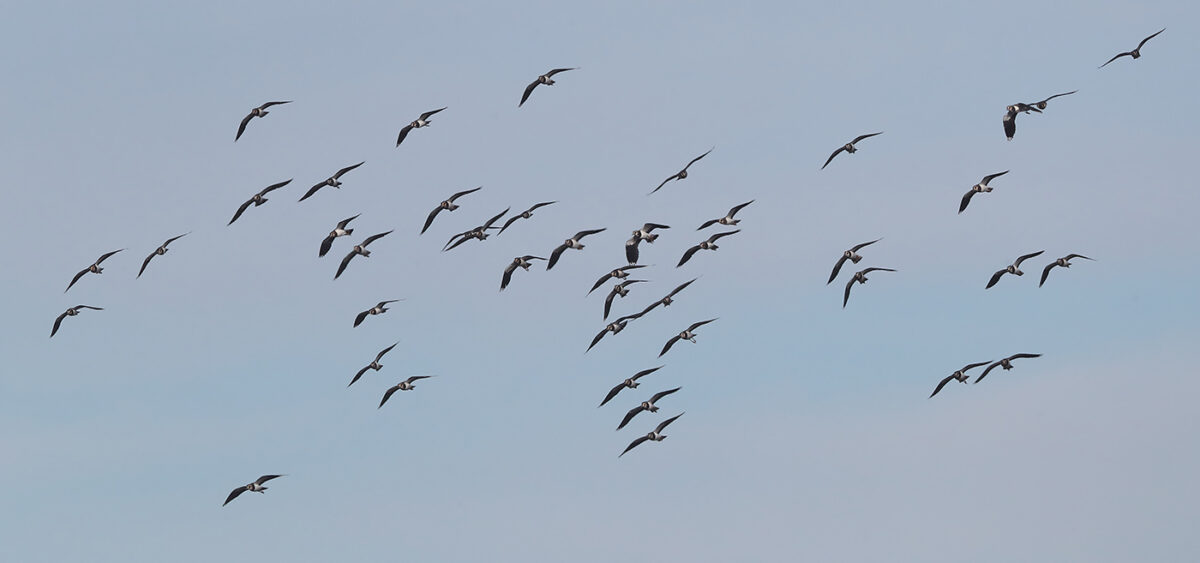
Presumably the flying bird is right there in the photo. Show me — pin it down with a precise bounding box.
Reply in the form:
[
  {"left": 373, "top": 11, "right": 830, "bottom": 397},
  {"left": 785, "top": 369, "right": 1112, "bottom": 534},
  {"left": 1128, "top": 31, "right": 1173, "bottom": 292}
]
[
  {"left": 51, "top": 305, "right": 102, "bottom": 337},
  {"left": 1039, "top": 254, "right": 1094, "bottom": 287},
  {"left": 640, "top": 278, "right": 698, "bottom": 316},
  {"left": 235, "top": 101, "right": 291, "bottom": 142},
  {"left": 501, "top": 255, "right": 546, "bottom": 291},
  {"left": 697, "top": 200, "right": 753, "bottom": 230},
  {"left": 604, "top": 279, "right": 647, "bottom": 320},
  {"left": 443, "top": 207, "right": 509, "bottom": 252},
  {"left": 396, "top": 107, "right": 447, "bottom": 147},
  {"left": 620, "top": 412, "right": 684, "bottom": 457},
  {"left": 589, "top": 264, "right": 647, "bottom": 295},
  {"left": 299, "top": 161, "right": 365, "bottom": 202},
  {"left": 677, "top": 230, "right": 739, "bottom": 268},
  {"left": 587, "top": 312, "right": 645, "bottom": 352},
  {"left": 137, "top": 233, "right": 188, "bottom": 278},
  {"left": 1002, "top": 103, "right": 1041, "bottom": 141},
  {"left": 821, "top": 132, "right": 883, "bottom": 170},
  {"left": 349, "top": 342, "right": 399, "bottom": 387},
  {"left": 498, "top": 201, "right": 556, "bottom": 235},
  {"left": 223, "top": 474, "right": 285, "bottom": 506},
  {"left": 843, "top": 267, "right": 896, "bottom": 308},
  {"left": 827, "top": 239, "right": 881, "bottom": 284},
  {"left": 930, "top": 362, "right": 992, "bottom": 398},
  {"left": 519, "top": 67, "right": 576, "bottom": 107},
  {"left": 335, "top": 231, "right": 393, "bottom": 280},
  {"left": 1099, "top": 28, "right": 1165, "bottom": 68},
  {"left": 617, "top": 387, "right": 681, "bottom": 430},
  {"left": 986, "top": 250, "right": 1045, "bottom": 289},
  {"left": 319, "top": 214, "right": 360, "bottom": 257},
  {"left": 378, "top": 376, "right": 435, "bottom": 409},
  {"left": 1028, "top": 90, "right": 1077, "bottom": 110},
  {"left": 228, "top": 179, "right": 293, "bottom": 225},
  {"left": 599, "top": 366, "right": 664, "bottom": 408},
  {"left": 547, "top": 228, "right": 606, "bottom": 270},
  {"left": 650, "top": 148, "right": 713, "bottom": 194},
  {"left": 65, "top": 249, "right": 124, "bottom": 292},
  {"left": 422, "top": 186, "right": 482, "bottom": 235},
  {"left": 975, "top": 353, "right": 1042, "bottom": 383},
  {"left": 959, "top": 170, "right": 1009, "bottom": 214},
  {"left": 354, "top": 300, "right": 401, "bottom": 328},
  {"left": 659, "top": 318, "right": 718, "bottom": 357},
  {"left": 625, "top": 223, "right": 670, "bottom": 264}
]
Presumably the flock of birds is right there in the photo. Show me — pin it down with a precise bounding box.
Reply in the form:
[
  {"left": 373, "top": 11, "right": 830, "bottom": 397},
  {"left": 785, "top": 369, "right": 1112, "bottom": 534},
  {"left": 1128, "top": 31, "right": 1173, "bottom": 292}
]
[{"left": 47, "top": 29, "right": 1166, "bottom": 506}]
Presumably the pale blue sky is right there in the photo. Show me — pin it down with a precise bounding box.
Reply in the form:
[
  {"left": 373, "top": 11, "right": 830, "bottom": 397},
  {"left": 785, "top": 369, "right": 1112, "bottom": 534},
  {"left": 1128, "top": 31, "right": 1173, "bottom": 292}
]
[{"left": 2, "top": 2, "right": 1199, "bottom": 561}]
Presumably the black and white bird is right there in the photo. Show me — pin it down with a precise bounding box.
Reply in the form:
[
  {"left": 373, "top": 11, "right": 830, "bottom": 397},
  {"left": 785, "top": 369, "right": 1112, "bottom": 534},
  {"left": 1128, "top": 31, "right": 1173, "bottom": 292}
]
[
  {"left": 677, "top": 230, "right": 739, "bottom": 268},
  {"left": 587, "top": 312, "right": 645, "bottom": 352},
  {"left": 599, "top": 366, "right": 664, "bottom": 408},
  {"left": 975, "top": 353, "right": 1042, "bottom": 383},
  {"left": 1039, "top": 254, "right": 1094, "bottom": 287},
  {"left": 396, "top": 107, "right": 447, "bottom": 147},
  {"left": 519, "top": 67, "right": 576, "bottom": 107},
  {"left": 319, "top": 214, "right": 360, "bottom": 257},
  {"left": 50, "top": 305, "right": 102, "bottom": 338},
  {"left": 986, "top": 250, "right": 1045, "bottom": 289},
  {"left": 640, "top": 278, "right": 698, "bottom": 316},
  {"left": 821, "top": 132, "right": 883, "bottom": 169},
  {"left": 1027, "top": 90, "right": 1077, "bottom": 111},
  {"left": 65, "top": 249, "right": 124, "bottom": 292},
  {"left": 959, "top": 170, "right": 1009, "bottom": 214},
  {"left": 548, "top": 228, "right": 606, "bottom": 270},
  {"left": 443, "top": 207, "right": 509, "bottom": 252},
  {"left": 378, "top": 376, "right": 435, "bottom": 409},
  {"left": 697, "top": 200, "right": 753, "bottom": 230},
  {"left": 589, "top": 264, "right": 647, "bottom": 295},
  {"left": 604, "top": 279, "right": 647, "bottom": 320},
  {"left": 335, "top": 231, "right": 393, "bottom": 280},
  {"left": 235, "top": 101, "right": 291, "bottom": 142},
  {"left": 349, "top": 342, "right": 399, "bottom": 387},
  {"left": 929, "top": 362, "right": 992, "bottom": 398},
  {"left": 842, "top": 267, "right": 896, "bottom": 308},
  {"left": 651, "top": 148, "right": 713, "bottom": 194},
  {"left": 620, "top": 412, "right": 684, "bottom": 458},
  {"left": 625, "top": 223, "right": 670, "bottom": 264},
  {"left": 223, "top": 474, "right": 284, "bottom": 506},
  {"left": 229, "top": 179, "right": 293, "bottom": 225},
  {"left": 617, "top": 387, "right": 682, "bottom": 430},
  {"left": 354, "top": 300, "right": 401, "bottom": 328},
  {"left": 422, "top": 186, "right": 482, "bottom": 235},
  {"left": 1099, "top": 28, "right": 1165, "bottom": 68},
  {"left": 1002, "top": 104, "right": 1041, "bottom": 141},
  {"left": 827, "top": 239, "right": 881, "bottom": 284},
  {"left": 137, "top": 233, "right": 188, "bottom": 279},
  {"left": 659, "top": 319, "right": 717, "bottom": 357},
  {"left": 298, "top": 162, "right": 365, "bottom": 202},
  {"left": 498, "top": 201, "right": 556, "bottom": 235},
  {"left": 501, "top": 255, "right": 546, "bottom": 291}
]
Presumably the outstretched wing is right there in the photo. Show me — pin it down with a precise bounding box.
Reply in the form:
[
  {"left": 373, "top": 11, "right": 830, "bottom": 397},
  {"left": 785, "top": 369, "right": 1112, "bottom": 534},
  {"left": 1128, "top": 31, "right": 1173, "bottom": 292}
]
[
  {"left": 599, "top": 383, "right": 627, "bottom": 408},
  {"left": 319, "top": 235, "right": 336, "bottom": 257},
  {"left": 395, "top": 124, "right": 414, "bottom": 147},
  {"left": 985, "top": 269, "right": 1007, "bottom": 289},
  {"left": 586, "top": 327, "right": 609, "bottom": 352},
  {"left": 235, "top": 112, "right": 254, "bottom": 142},
  {"left": 65, "top": 268, "right": 89, "bottom": 293},
  {"left": 973, "top": 362, "right": 1002, "bottom": 384},
  {"left": 683, "top": 147, "right": 714, "bottom": 170},
  {"left": 852, "top": 131, "right": 883, "bottom": 144},
  {"left": 1137, "top": 28, "right": 1166, "bottom": 50},
  {"left": 334, "top": 161, "right": 365, "bottom": 179},
  {"left": 619, "top": 436, "right": 651, "bottom": 457},
  {"left": 617, "top": 405, "right": 645, "bottom": 430},
  {"left": 349, "top": 365, "right": 371, "bottom": 387},
  {"left": 421, "top": 207, "right": 444, "bottom": 235},
  {"left": 827, "top": 255, "right": 849, "bottom": 285},
  {"left": 334, "top": 252, "right": 356, "bottom": 280},
  {"left": 959, "top": 189, "right": 977, "bottom": 214},
  {"left": 821, "top": 146, "right": 845, "bottom": 170},
  {"left": 676, "top": 245, "right": 701, "bottom": 268},
  {"left": 1013, "top": 250, "right": 1046, "bottom": 268},
  {"left": 353, "top": 309, "right": 370, "bottom": 328},
  {"left": 625, "top": 238, "right": 640, "bottom": 264},
  {"left": 929, "top": 375, "right": 956, "bottom": 398},
  {"left": 223, "top": 486, "right": 249, "bottom": 506},
  {"left": 547, "top": 244, "right": 569, "bottom": 270},
  {"left": 519, "top": 80, "right": 540, "bottom": 107},
  {"left": 659, "top": 335, "right": 682, "bottom": 357},
  {"left": 50, "top": 311, "right": 69, "bottom": 337},
  {"left": 378, "top": 386, "right": 401, "bottom": 409},
  {"left": 842, "top": 277, "right": 856, "bottom": 308},
  {"left": 1039, "top": 263, "right": 1057, "bottom": 287}
]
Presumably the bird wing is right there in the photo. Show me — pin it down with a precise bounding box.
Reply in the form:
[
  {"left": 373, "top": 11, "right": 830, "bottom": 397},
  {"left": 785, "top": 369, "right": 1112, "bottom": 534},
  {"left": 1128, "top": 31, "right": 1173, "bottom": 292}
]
[
  {"left": 76, "top": 305, "right": 103, "bottom": 311},
  {"left": 589, "top": 272, "right": 613, "bottom": 295},
  {"left": 547, "top": 243, "right": 569, "bottom": 270},
  {"left": 260, "top": 178, "right": 293, "bottom": 195},
  {"left": 421, "top": 207, "right": 444, "bottom": 235},
  {"left": 1099, "top": 51, "right": 1131, "bottom": 68},
  {"left": 163, "top": 233, "right": 189, "bottom": 247},
  {"left": 1038, "top": 91, "right": 1078, "bottom": 104},
  {"left": 962, "top": 361, "right": 992, "bottom": 372},
  {"left": 586, "top": 327, "right": 609, "bottom": 352},
  {"left": 667, "top": 278, "right": 698, "bottom": 298},
  {"left": 1009, "top": 353, "right": 1042, "bottom": 361},
  {"left": 974, "top": 362, "right": 1003, "bottom": 383},
  {"left": 985, "top": 269, "right": 1007, "bottom": 289},
  {"left": 395, "top": 124, "right": 414, "bottom": 146},
  {"left": 353, "top": 309, "right": 370, "bottom": 327},
  {"left": 617, "top": 405, "right": 646, "bottom": 430},
  {"left": 337, "top": 214, "right": 360, "bottom": 229},
  {"left": 498, "top": 215, "right": 522, "bottom": 235},
  {"left": 842, "top": 277, "right": 856, "bottom": 308},
  {"left": 687, "top": 318, "right": 716, "bottom": 331},
  {"left": 850, "top": 238, "right": 881, "bottom": 252},
  {"left": 1013, "top": 250, "right": 1046, "bottom": 267},
  {"left": 223, "top": 486, "right": 249, "bottom": 506},
  {"left": 376, "top": 342, "right": 399, "bottom": 362},
  {"left": 137, "top": 252, "right": 155, "bottom": 278},
  {"left": 729, "top": 200, "right": 755, "bottom": 217},
  {"left": 362, "top": 230, "right": 393, "bottom": 247},
  {"left": 333, "top": 161, "right": 365, "bottom": 179},
  {"left": 619, "top": 436, "right": 651, "bottom": 457},
  {"left": 319, "top": 235, "right": 336, "bottom": 257},
  {"left": 603, "top": 289, "right": 618, "bottom": 320},
  {"left": 334, "top": 252, "right": 357, "bottom": 280},
  {"left": 1039, "top": 262, "right": 1057, "bottom": 287},
  {"left": 639, "top": 300, "right": 663, "bottom": 317},
  {"left": 959, "top": 189, "right": 977, "bottom": 214},
  {"left": 378, "top": 386, "right": 401, "bottom": 408},
  {"left": 228, "top": 198, "right": 256, "bottom": 225},
  {"left": 852, "top": 131, "right": 884, "bottom": 144},
  {"left": 527, "top": 200, "right": 556, "bottom": 212},
  {"left": 821, "top": 147, "right": 844, "bottom": 170},
  {"left": 981, "top": 170, "right": 1010, "bottom": 185},
  {"left": 696, "top": 218, "right": 719, "bottom": 230},
  {"left": 1138, "top": 28, "right": 1166, "bottom": 50},
  {"left": 599, "top": 383, "right": 627, "bottom": 408},
  {"left": 643, "top": 222, "right": 671, "bottom": 231},
  {"left": 420, "top": 106, "right": 447, "bottom": 120},
  {"left": 1003, "top": 111, "right": 1017, "bottom": 140},
  {"left": 482, "top": 208, "right": 511, "bottom": 230},
  {"left": 260, "top": 101, "right": 291, "bottom": 109},
  {"left": 1064, "top": 254, "right": 1093, "bottom": 261},
  {"left": 633, "top": 366, "right": 664, "bottom": 380},
  {"left": 51, "top": 311, "right": 69, "bottom": 337},
  {"left": 575, "top": 228, "right": 606, "bottom": 240},
  {"left": 656, "top": 412, "right": 684, "bottom": 433},
  {"left": 545, "top": 67, "right": 576, "bottom": 77},
  {"left": 96, "top": 249, "right": 123, "bottom": 264},
  {"left": 298, "top": 183, "right": 324, "bottom": 202},
  {"left": 519, "top": 80, "right": 540, "bottom": 107},
  {"left": 651, "top": 386, "right": 682, "bottom": 403},
  {"left": 650, "top": 174, "right": 678, "bottom": 194},
  {"left": 65, "top": 268, "right": 89, "bottom": 292},
  {"left": 929, "top": 375, "right": 956, "bottom": 398},
  {"left": 709, "top": 229, "right": 741, "bottom": 242},
  {"left": 406, "top": 375, "right": 433, "bottom": 384},
  {"left": 676, "top": 245, "right": 702, "bottom": 268},
  {"left": 443, "top": 232, "right": 474, "bottom": 252},
  {"left": 827, "top": 255, "right": 849, "bottom": 285},
  {"left": 861, "top": 267, "right": 896, "bottom": 274},
  {"left": 500, "top": 263, "right": 516, "bottom": 291},
  {"left": 625, "top": 238, "right": 640, "bottom": 264},
  {"left": 683, "top": 147, "right": 714, "bottom": 170},
  {"left": 449, "top": 186, "right": 482, "bottom": 202},
  {"left": 349, "top": 365, "right": 371, "bottom": 387},
  {"left": 235, "top": 113, "right": 254, "bottom": 141},
  {"left": 659, "top": 335, "right": 682, "bottom": 357}
]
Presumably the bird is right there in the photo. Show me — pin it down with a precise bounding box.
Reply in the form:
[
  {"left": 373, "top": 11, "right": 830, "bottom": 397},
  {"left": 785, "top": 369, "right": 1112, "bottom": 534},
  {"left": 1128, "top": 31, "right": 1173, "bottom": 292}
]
[
  {"left": 620, "top": 412, "right": 684, "bottom": 457},
  {"left": 1002, "top": 104, "right": 1041, "bottom": 141},
  {"left": 659, "top": 319, "right": 717, "bottom": 357},
  {"left": 677, "top": 230, "right": 739, "bottom": 268},
  {"left": 519, "top": 67, "right": 576, "bottom": 107},
  {"left": 697, "top": 200, "right": 753, "bottom": 230},
  {"left": 587, "top": 312, "right": 645, "bottom": 352},
  {"left": 298, "top": 161, "right": 365, "bottom": 202},
  {"left": 1028, "top": 90, "right": 1077, "bottom": 111},
  {"left": 137, "top": 233, "right": 188, "bottom": 278},
  {"left": 617, "top": 387, "right": 682, "bottom": 430},
  {"left": 51, "top": 305, "right": 102, "bottom": 337},
  {"left": 650, "top": 148, "right": 713, "bottom": 194},
  {"left": 547, "top": 228, "right": 606, "bottom": 270},
  {"left": 625, "top": 223, "right": 670, "bottom": 264},
  {"left": 827, "top": 239, "right": 881, "bottom": 284},
  {"left": 443, "top": 207, "right": 509, "bottom": 252},
  {"left": 975, "top": 353, "right": 1042, "bottom": 384},
  {"left": 421, "top": 186, "right": 482, "bottom": 235},
  {"left": 589, "top": 264, "right": 647, "bottom": 295},
  {"left": 604, "top": 279, "right": 647, "bottom": 320},
  {"left": 235, "top": 101, "right": 291, "bottom": 142},
  {"left": 821, "top": 132, "right": 883, "bottom": 169},
  {"left": 986, "top": 250, "right": 1045, "bottom": 289},
  {"left": 497, "top": 201, "right": 556, "bottom": 235},
  {"left": 378, "top": 376, "right": 435, "bottom": 409},
  {"left": 335, "top": 231, "right": 393, "bottom": 280},
  {"left": 930, "top": 362, "right": 992, "bottom": 398},
  {"left": 599, "top": 366, "right": 664, "bottom": 408},
  {"left": 223, "top": 474, "right": 284, "bottom": 506},
  {"left": 1039, "top": 254, "right": 1094, "bottom": 287},
  {"left": 639, "top": 278, "right": 698, "bottom": 316},
  {"left": 396, "top": 107, "right": 447, "bottom": 147},
  {"left": 501, "top": 255, "right": 546, "bottom": 291},
  {"left": 349, "top": 342, "right": 399, "bottom": 387},
  {"left": 354, "top": 300, "right": 400, "bottom": 328},
  {"left": 959, "top": 170, "right": 1009, "bottom": 214},
  {"left": 65, "top": 249, "right": 124, "bottom": 292},
  {"left": 318, "top": 214, "right": 360, "bottom": 258},
  {"left": 228, "top": 179, "right": 293, "bottom": 225},
  {"left": 843, "top": 267, "right": 896, "bottom": 308},
  {"left": 1099, "top": 28, "right": 1165, "bottom": 68}
]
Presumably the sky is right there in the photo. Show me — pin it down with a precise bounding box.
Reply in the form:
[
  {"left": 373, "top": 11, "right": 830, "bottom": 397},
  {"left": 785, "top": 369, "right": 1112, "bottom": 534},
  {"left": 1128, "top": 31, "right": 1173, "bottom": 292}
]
[{"left": 2, "top": 1, "right": 1199, "bottom": 561}]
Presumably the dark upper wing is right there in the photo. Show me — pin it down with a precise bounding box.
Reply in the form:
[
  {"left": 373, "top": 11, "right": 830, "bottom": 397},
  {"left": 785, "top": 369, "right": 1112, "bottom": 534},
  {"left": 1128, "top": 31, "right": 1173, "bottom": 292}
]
[
  {"left": 650, "top": 174, "right": 678, "bottom": 194},
  {"left": 443, "top": 232, "right": 473, "bottom": 252},
  {"left": 137, "top": 252, "right": 155, "bottom": 278},
  {"left": 625, "top": 238, "right": 640, "bottom": 264},
  {"left": 406, "top": 375, "right": 433, "bottom": 384},
  {"left": 223, "top": 486, "right": 248, "bottom": 506},
  {"left": 852, "top": 131, "right": 883, "bottom": 144},
  {"left": 650, "top": 386, "right": 681, "bottom": 403},
  {"left": 633, "top": 365, "right": 664, "bottom": 380},
  {"left": 655, "top": 412, "right": 684, "bottom": 433},
  {"left": 683, "top": 147, "right": 714, "bottom": 170},
  {"left": 586, "top": 327, "right": 609, "bottom": 352},
  {"left": 697, "top": 218, "right": 719, "bottom": 230},
  {"left": 688, "top": 318, "right": 717, "bottom": 331},
  {"left": 362, "top": 230, "right": 393, "bottom": 247},
  {"left": 545, "top": 67, "right": 576, "bottom": 77},
  {"left": 643, "top": 222, "right": 670, "bottom": 231},
  {"left": 659, "top": 335, "right": 682, "bottom": 357},
  {"left": 349, "top": 365, "right": 371, "bottom": 387},
  {"left": 378, "top": 386, "right": 401, "bottom": 408},
  {"left": 981, "top": 170, "right": 1009, "bottom": 185},
  {"left": 827, "top": 255, "right": 849, "bottom": 285},
  {"left": 667, "top": 278, "right": 697, "bottom": 297},
  {"left": 449, "top": 186, "right": 483, "bottom": 202},
  {"left": 603, "top": 289, "right": 618, "bottom": 320},
  {"left": 861, "top": 267, "right": 896, "bottom": 274},
  {"left": 1138, "top": 28, "right": 1166, "bottom": 50},
  {"left": 1039, "top": 263, "right": 1057, "bottom": 287},
  {"left": 730, "top": 200, "right": 754, "bottom": 216},
  {"left": 498, "top": 215, "right": 522, "bottom": 235},
  {"left": 333, "top": 161, "right": 365, "bottom": 179},
  {"left": 482, "top": 207, "right": 510, "bottom": 230},
  {"left": 821, "top": 146, "right": 845, "bottom": 170},
  {"left": 65, "top": 268, "right": 89, "bottom": 292},
  {"left": 1003, "top": 111, "right": 1017, "bottom": 140},
  {"left": 850, "top": 238, "right": 881, "bottom": 252},
  {"left": 96, "top": 249, "right": 123, "bottom": 264},
  {"left": 421, "top": 207, "right": 443, "bottom": 235},
  {"left": 575, "top": 228, "right": 606, "bottom": 240},
  {"left": 319, "top": 235, "right": 336, "bottom": 257},
  {"left": 420, "top": 106, "right": 447, "bottom": 120},
  {"left": 1013, "top": 250, "right": 1046, "bottom": 267},
  {"left": 527, "top": 201, "right": 556, "bottom": 212},
  {"left": 334, "top": 252, "right": 357, "bottom": 279},
  {"left": 376, "top": 342, "right": 399, "bottom": 361},
  {"left": 500, "top": 262, "right": 518, "bottom": 290},
  {"left": 354, "top": 309, "right": 370, "bottom": 327},
  {"left": 337, "top": 214, "right": 360, "bottom": 229},
  {"left": 547, "top": 244, "right": 569, "bottom": 270},
  {"left": 843, "top": 277, "right": 856, "bottom": 308},
  {"left": 51, "top": 311, "right": 69, "bottom": 337},
  {"left": 260, "top": 101, "right": 291, "bottom": 109},
  {"left": 76, "top": 305, "right": 103, "bottom": 311},
  {"left": 1099, "top": 51, "right": 1131, "bottom": 68},
  {"left": 639, "top": 299, "right": 663, "bottom": 317},
  {"left": 1009, "top": 353, "right": 1042, "bottom": 361},
  {"left": 298, "top": 183, "right": 324, "bottom": 202},
  {"left": 519, "top": 80, "right": 540, "bottom": 107},
  {"left": 929, "top": 375, "right": 956, "bottom": 398},
  {"left": 617, "top": 405, "right": 645, "bottom": 430},
  {"left": 228, "top": 198, "right": 255, "bottom": 225},
  {"left": 974, "top": 362, "right": 1002, "bottom": 383},
  {"left": 395, "top": 124, "right": 414, "bottom": 146},
  {"left": 235, "top": 113, "right": 254, "bottom": 141},
  {"left": 709, "top": 229, "right": 740, "bottom": 242},
  {"left": 260, "top": 178, "right": 293, "bottom": 195},
  {"left": 959, "top": 189, "right": 977, "bottom": 214},
  {"left": 163, "top": 233, "right": 189, "bottom": 247},
  {"left": 1038, "top": 91, "right": 1078, "bottom": 104},
  {"left": 676, "top": 245, "right": 701, "bottom": 268},
  {"left": 619, "top": 436, "right": 651, "bottom": 457},
  {"left": 1064, "top": 254, "right": 1093, "bottom": 261},
  {"left": 985, "top": 269, "right": 1007, "bottom": 289},
  {"left": 589, "top": 272, "right": 613, "bottom": 295},
  {"left": 599, "top": 382, "right": 627, "bottom": 408}
]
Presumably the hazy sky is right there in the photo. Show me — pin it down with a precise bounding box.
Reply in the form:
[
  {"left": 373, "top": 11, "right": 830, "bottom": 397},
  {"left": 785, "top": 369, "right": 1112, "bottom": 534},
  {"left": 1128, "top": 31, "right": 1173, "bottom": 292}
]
[{"left": 2, "top": 2, "right": 1198, "bottom": 562}]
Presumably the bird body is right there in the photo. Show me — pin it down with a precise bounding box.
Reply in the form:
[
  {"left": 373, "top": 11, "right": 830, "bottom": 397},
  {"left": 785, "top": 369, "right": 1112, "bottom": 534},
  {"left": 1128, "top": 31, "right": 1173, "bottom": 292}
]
[
  {"left": 651, "top": 148, "right": 713, "bottom": 194},
  {"left": 659, "top": 319, "right": 717, "bottom": 357},
  {"left": 986, "top": 250, "right": 1045, "bottom": 289},
  {"left": 396, "top": 107, "right": 447, "bottom": 146},
  {"left": 51, "top": 305, "right": 103, "bottom": 337},
  {"left": 975, "top": 353, "right": 1042, "bottom": 383},
  {"left": 379, "top": 376, "right": 434, "bottom": 408},
  {"left": 299, "top": 162, "right": 364, "bottom": 202},
  {"left": 929, "top": 362, "right": 991, "bottom": 398},
  {"left": 617, "top": 387, "right": 681, "bottom": 430},
  {"left": 842, "top": 267, "right": 896, "bottom": 308},
  {"left": 223, "top": 474, "right": 284, "bottom": 506},
  {"left": 959, "top": 170, "right": 1009, "bottom": 214},
  {"left": 1039, "top": 254, "right": 1093, "bottom": 287},
  {"left": 548, "top": 228, "right": 605, "bottom": 270},
  {"left": 821, "top": 132, "right": 882, "bottom": 169},
  {"left": 138, "top": 233, "right": 188, "bottom": 278},
  {"left": 519, "top": 68, "right": 576, "bottom": 107},
  {"left": 1099, "top": 28, "right": 1165, "bottom": 68},
  {"left": 501, "top": 255, "right": 546, "bottom": 290},
  {"left": 235, "top": 101, "right": 291, "bottom": 141},
  {"left": 620, "top": 413, "right": 684, "bottom": 457},
  {"left": 677, "top": 230, "right": 739, "bottom": 268},
  {"left": 354, "top": 300, "right": 400, "bottom": 328}
]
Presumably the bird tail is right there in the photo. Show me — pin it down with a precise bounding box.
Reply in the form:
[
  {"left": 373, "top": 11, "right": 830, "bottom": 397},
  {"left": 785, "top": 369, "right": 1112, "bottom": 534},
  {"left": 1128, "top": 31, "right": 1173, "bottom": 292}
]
[{"left": 344, "top": 228, "right": 353, "bottom": 236}]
